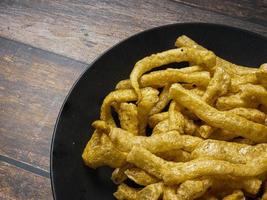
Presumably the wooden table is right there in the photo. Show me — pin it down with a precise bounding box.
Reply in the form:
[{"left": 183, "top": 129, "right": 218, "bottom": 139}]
[{"left": 0, "top": 0, "right": 266, "bottom": 199}]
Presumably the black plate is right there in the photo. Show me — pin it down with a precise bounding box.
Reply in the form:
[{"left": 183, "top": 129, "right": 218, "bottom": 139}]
[{"left": 51, "top": 23, "right": 267, "bottom": 200}]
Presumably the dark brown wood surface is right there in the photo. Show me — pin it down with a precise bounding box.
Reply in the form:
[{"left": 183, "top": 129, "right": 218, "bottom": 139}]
[{"left": 0, "top": 0, "right": 266, "bottom": 199}]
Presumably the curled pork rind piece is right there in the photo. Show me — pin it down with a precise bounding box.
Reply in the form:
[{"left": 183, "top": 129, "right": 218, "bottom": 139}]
[
  {"left": 149, "top": 85, "right": 171, "bottom": 115},
  {"left": 191, "top": 139, "right": 267, "bottom": 164},
  {"left": 100, "top": 89, "right": 137, "bottom": 126},
  {"left": 170, "top": 83, "right": 267, "bottom": 143},
  {"left": 116, "top": 66, "right": 204, "bottom": 90},
  {"left": 176, "top": 178, "right": 213, "bottom": 200},
  {"left": 127, "top": 146, "right": 267, "bottom": 185},
  {"left": 82, "top": 131, "right": 127, "bottom": 168},
  {"left": 130, "top": 47, "right": 216, "bottom": 100},
  {"left": 109, "top": 128, "right": 203, "bottom": 153},
  {"left": 114, "top": 182, "right": 163, "bottom": 200},
  {"left": 202, "top": 67, "right": 231, "bottom": 105},
  {"left": 175, "top": 35, "right": 257, "bottom": 75},
  {"left": 118, "top": 103, "right": 139, "bottom": 135},
  {"left": 222, "top": 190, "right": 245, "bottom": 200},
  {"left": 137, "top": 87, "right": 159, "bottom": 135},
  {"left": 111, "top": 164, "right": 132, "bottom": 184},
  {"left": 125, "top": 168, "right": 159, "bottom": 186}
]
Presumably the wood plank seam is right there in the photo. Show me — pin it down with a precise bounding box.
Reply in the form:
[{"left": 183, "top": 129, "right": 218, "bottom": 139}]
[
  {"left": 0, "top": 155, "right": 50, "bottom": 178},
  {"left": 0, "top": 35, "right": 89, "bottom": 65}
]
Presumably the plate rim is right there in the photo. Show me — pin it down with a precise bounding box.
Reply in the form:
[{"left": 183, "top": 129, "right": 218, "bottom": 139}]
[{"left": 50, "top": 22, "right": 267, "bottom": 200}]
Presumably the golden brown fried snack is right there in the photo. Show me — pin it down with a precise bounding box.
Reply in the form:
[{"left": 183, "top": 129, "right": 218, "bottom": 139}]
[
  {"left": 191, "top": 139, "right": 267, "bottom": 164},
  {"left": 168, "top": 101, "right": 185, "bottom": 133},
  {"left": 156, "top": 149, "right": 191, "bottom": 162},
  {"left": 111, "top": 164, "right": 132, "bottom": 184},
  {"left": 216, "top": 93, "right": 258, "bottom": 111},
  {"left": 202, "top": 67, "right": 231, "bottom": 105},
  {"left": 130, "top": 47, "right": 216, "bottom": 100},
  {"left": 140, "top": 70, "right": 210, "bottom": 88},
  {"left": 152, "top": 119, "right": 169, "bottom": 135},
  {"left": 227, "top": 107, "right": 266, "bottom": 124},
  {"left": 175, "top": 35, "right": 256, "bottom": 75},
  {"left": 240, "top": 84, "right": 267, "bottom": 107},
  {"left": 148, "top": 112, "right": 169, "bottom": 128},
  {"left": 127, "top": 146, "right": 267, "bottom": 184},
  {"left": 163, "top": 186, "right": 178, "bottom": 200},
  {"left": 197, "top": 125, "right": 215, "bottom": 139},
  {"left": 176, "top": 178, "right": 213, "bottom": 200},
  {"left": 113, "top": 182, "right": 163, "bottom": 200},
  {"left": 125, "top": 168, "right": 159, "bottom": 186},
  {"left": 256, "top": 63, "right": 267, "bottom": 88},
  {"left": 100, "top": 89, "right": 137, "bottom": 126},
  {"left": 137, "top": 87, "right": 159, "bottom": 135},
  {"left": 118, "top": 103, "right": 139, "bottom": 135},
  {"left": 149, "top": 85, "right": 171, "bottom": 115},
  {"left": 170, "top": 83, "right": 267, "bottom": 143},
  {"left": 82, "top": 131, "right": 127, "bottom": 168},
  {"left": 222, "top": 190, "right": 245, "bottom": 200},
  {"left": 109, "top": 128, "right": 202, "bottom": 153}
]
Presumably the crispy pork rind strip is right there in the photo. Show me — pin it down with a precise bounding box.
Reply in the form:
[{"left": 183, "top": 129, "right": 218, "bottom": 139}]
[
  {"left": 148, "top": 112, "right": 169, "bottom": 128},
  {"left": 113, "top": 182, "right": 163, "bottom": 200},
  {"left": 175, "top": 35, "right": 257, "bottom": 75},
  {"left": 140, "top": 70, "right": 210, "bottom": 88},
  {"left": 222, "top": 190, "right": 245, "bottom": 200},
  {"left": 149, "top": 85, "right": 171, "bottom": 115},
  {"left": 124, "top": 168, "right": 159, "bottom": 186},
  {"left": 152, "top": 119, "right": 169, "bottom": 135},
  {"left": 100, "top": 89, "right": 137, "bottom": 126},
  {"left": 170, "top": 83, "right": 267, "bottom": 143},
  {"left": 109, "top": 128, "right": 202, "bottom": 153},
  {"left": 168, "top": 101, "right": 185, "bottom": 133},
  {"left": 82, "top": 131, "right": 127, "bottom": 168},
  {"left": 202, "top": 67, "right": 231, "bottom": 105},
  {"left": 118, "top": 103, "right": 139, "bottom": 135},
  {"left": 176, "top": 178, "right": 213, "bottom": 200},
  {"left": 100, "top": 87, "right": 158, "bottom": 128},
  {"left": 216, "top": 93, "right": 258, "bottom": 111},
  {"left": 227, "top": 107, "right": 266, "bottom": 124},
  {"left": 156, "top": 149, "right": 191, "bottom": 162},
  {"left": 191, "top": 139, "right": 267, "bottom": 164},
  {"left": 163, "top": 186, "right": 178, "bottom": 200},
  {"left": 111, "top": 164, "right": 132, "bottom": 184},
  {"left": 256, "top": 63, "right": 267, "bottom": 88},
  {"left": 116, "top": 67, "right": 206, "bottom": 90},
  {"left": 137, "top": 87, "right": 159, "bottom": 135},
  {"left": 127, "top": 146, "right": 267, "bottom": 185},
  {"left": 130, "top": 47, "right": 216, "bottom": 100}
]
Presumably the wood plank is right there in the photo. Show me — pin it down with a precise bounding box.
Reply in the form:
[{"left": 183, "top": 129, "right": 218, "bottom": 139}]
[
  {"left": 0, "top": 0, "right": 266, "bottom": 63},
  {"left": 0, "top": 161, "right": 52, "bottom": 200},
  {"left": 174, "top": 0, "right": 267, "bottom": 27},
  {"left": 0, "top": 37, "right": 87, "bottom": 171}
]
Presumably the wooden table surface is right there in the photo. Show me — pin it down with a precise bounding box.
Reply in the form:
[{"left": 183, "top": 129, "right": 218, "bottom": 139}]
[{"left": 0, "top": 0, "right": 266, "bottom": 199}]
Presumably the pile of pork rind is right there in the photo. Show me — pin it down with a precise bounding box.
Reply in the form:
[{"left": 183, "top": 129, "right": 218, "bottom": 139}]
[{"left": 82, "top": 35, "right": 267, "bottom": 200}]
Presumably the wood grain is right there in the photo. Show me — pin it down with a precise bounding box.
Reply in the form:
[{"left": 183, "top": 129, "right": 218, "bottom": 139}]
[
  {"left": 0, "top": 0, "right": 266, "bottom": 63},
  {"left": 174, "top": 0, "right": 267, "bottom": 26},
  {"left": 0, "top": 161, "right": 52, "bottom": 200},
  {"left": 0, "top": 37, "right": 87, "bottom": 171}
]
